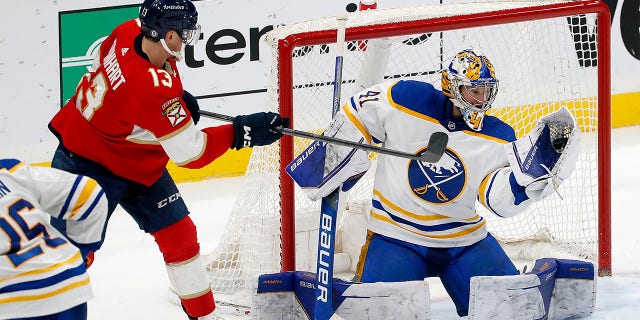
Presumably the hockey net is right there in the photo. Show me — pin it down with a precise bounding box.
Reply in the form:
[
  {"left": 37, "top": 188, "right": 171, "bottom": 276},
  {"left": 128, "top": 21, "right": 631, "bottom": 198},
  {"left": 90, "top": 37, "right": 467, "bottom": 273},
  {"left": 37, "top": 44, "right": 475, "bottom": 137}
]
[{"left": 203, "top": 0, "right": 611, "bottom": 310}]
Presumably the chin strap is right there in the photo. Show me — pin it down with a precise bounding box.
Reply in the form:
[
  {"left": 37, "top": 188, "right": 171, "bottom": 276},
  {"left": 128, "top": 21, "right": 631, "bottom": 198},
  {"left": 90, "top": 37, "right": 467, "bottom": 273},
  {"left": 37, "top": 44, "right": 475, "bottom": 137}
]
[{"left": 160, "top": 39, "right": 184, "bottom": 61}]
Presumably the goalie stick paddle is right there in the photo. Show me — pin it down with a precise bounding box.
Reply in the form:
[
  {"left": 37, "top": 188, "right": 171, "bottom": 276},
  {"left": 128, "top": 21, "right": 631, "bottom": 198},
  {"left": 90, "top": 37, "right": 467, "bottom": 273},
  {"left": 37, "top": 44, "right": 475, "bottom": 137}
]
[
  {"left": 314, "top": 15, "right": 347, "bottom": 320},
  {"left": 198, "top": 110, "right": 448, "bottom": 163}
]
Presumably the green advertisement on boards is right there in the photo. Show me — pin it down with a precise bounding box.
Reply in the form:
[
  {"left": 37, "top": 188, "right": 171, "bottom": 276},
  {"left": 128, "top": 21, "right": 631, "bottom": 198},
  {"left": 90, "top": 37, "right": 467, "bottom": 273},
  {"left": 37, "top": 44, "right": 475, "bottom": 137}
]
[{"left": 59, "top": 5, "right": 139, "bottom": 106}]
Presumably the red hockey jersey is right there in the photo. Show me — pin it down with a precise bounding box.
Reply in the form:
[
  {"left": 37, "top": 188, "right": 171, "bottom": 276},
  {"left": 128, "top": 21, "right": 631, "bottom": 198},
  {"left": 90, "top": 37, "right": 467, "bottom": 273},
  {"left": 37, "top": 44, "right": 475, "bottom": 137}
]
[{"left": 50, "top": 19, "right": 234, "bottom": 186}]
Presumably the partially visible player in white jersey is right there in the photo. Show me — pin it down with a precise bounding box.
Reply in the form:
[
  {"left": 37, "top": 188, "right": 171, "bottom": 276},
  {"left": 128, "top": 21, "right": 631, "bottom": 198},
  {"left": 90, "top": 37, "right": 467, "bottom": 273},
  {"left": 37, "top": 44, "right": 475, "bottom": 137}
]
[
  {"left": 289, "top": 49, "right": 583, "bottom": 318},
  {"left": 0, "top": 159, "right": 108, "bottom": 320}
]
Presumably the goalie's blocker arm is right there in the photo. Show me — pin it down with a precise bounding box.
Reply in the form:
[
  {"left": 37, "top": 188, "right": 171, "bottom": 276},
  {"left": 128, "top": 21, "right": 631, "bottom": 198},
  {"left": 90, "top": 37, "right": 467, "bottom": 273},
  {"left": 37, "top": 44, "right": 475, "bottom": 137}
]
[{"left": 285, "top": 113, "right": 448, "bottom": 201}]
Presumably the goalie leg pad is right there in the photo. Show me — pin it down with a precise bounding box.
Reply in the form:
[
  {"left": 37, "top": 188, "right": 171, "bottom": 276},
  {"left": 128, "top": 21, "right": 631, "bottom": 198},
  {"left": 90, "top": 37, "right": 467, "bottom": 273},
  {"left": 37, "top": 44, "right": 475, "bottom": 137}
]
[
  {"left": 469, "top": 258, "right": 595, "bottom": 320},
  {"left": 468, "top": 273, "right": 547, "bottom": 320},
  {"left": 549, "top": 259, "right": 596, "bottom": 319},
  {"left": 152, "top": 217, "right": 214, "bottom": 317},
  {"left": 254, "top": 271, "right": 430, "bottom": 320}
]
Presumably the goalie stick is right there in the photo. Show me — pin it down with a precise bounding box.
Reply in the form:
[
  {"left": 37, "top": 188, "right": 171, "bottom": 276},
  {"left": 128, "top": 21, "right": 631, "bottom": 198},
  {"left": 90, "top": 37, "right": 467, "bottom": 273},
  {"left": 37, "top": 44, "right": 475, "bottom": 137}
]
[
  {"left": 315, "top": 16, "right": 446, "bottom": 320},
  {"left": 198, "top": 110, "right": 447, "bottom": 163},
  {"left": 314, "top": 15, "right": 348, "bottom": 320}
]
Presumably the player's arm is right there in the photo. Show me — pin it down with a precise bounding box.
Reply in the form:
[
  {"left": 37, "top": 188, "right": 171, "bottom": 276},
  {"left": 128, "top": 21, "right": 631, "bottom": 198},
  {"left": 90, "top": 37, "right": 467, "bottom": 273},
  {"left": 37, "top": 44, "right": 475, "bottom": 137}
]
[
  {"left": 151, "top": 92, "right": 286, "bottom": 169},
  {"left": 286, "top": 82, "right": 396, "bottom": 200},
  {"left": 25, "top": 163, "right": 108, "bottom": 264},
  {"left": 159, "top": 110, "right": 288, "bottom": 169},
  {"left": 478, "top": 107, "right": 580, "bottom": 217}
]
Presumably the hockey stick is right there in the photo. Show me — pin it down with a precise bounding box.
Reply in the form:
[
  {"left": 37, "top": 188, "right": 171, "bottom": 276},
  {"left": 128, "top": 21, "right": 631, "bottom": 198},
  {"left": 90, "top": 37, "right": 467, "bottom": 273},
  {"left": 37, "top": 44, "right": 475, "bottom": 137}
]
[
  {"left": 198, "top": 110, "right": 447, "bottom": 163},
  {"left": 314, "top": 15, "right": 348, "bottom": 320}
]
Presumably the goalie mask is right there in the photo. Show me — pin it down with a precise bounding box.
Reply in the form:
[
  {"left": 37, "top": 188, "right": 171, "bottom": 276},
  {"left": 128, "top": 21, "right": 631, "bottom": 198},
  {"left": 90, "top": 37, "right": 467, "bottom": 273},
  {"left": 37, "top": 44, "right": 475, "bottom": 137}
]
[
  {"left": 442, "top": 50, "right": 499, "bottom": 131},
  {"left": 139, "top": 0, "right": 201, "bottom": 60}
]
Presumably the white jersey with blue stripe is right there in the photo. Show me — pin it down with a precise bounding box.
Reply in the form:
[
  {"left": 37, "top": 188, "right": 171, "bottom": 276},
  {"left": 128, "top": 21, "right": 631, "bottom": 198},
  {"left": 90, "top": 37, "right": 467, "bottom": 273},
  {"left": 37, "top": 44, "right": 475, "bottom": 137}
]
[
  {"left": 0, "top": 159, "right": 108, "bottom": 319},
  {"left": 344, "top": 80, "right": 520, "bottom": 248}
]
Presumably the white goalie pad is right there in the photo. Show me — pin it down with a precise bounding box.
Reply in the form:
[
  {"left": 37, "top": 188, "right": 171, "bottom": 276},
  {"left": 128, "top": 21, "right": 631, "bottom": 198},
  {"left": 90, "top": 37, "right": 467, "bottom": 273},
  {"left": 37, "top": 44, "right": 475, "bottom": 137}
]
[
  {"left": 468, "top": 258, "right": 595, "bottom": 320},
  {"left": 548, "top": 259, "right": 596, "bottom": 319},
  {"left": 254, "top": 271, "right": 431, "bottom": 320},
  {"left": 505, "top": 106, "right": 581, "bottom": 199},
  {"left": 469, "top": 273, "right": 546, "bottom": 320}
]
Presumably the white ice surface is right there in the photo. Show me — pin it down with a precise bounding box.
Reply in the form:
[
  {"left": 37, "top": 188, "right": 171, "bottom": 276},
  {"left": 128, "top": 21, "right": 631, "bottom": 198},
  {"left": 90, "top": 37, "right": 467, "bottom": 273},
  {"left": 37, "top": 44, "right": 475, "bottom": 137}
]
[{"left": 88, "top": 126, "right": 640, "bottom": 319}]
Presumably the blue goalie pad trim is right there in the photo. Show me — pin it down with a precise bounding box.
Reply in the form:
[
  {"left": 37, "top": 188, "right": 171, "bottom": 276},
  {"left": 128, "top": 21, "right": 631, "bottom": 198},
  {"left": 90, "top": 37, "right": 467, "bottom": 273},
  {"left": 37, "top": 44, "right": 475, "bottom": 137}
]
[
  {"left": 341, "top": 171, "right": 366, "bottom": 192},
  {"left": 527, "top": 258, "right": 559, "bottom": 316},
  {"left": 286, "top": 140, "right": 326, "bottom": 188},
  {"left": 556, "top": 259, "right": 594, "bottom": 280},
  {"left": 257, "top": 271, "right": 355, "bottom": 319},
  {"left": 256, "top": 271, "right": 296, "bottom": 293}
]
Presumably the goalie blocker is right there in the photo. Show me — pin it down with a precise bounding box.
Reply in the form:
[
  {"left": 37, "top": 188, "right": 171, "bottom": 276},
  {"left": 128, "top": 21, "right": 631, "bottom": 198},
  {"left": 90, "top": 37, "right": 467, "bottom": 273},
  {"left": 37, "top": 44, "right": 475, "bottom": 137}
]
[
  {"left": 286, "top": 112, "right": 448, "bottom": 201},
  {"left": 286, "top": 112, "right": 372, "bottom": 202},
  {"left": 253, "top": 258, "right": 593, "bottom": 320}
]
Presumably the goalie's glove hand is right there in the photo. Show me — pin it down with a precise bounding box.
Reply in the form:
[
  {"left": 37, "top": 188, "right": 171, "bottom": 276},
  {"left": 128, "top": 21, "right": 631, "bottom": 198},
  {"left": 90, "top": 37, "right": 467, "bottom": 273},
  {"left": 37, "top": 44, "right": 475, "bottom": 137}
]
[
  {"left": 232, "top": 112, "right": 289, "bottom": 150},
  {"left": 182, "top": 90, "right": 200, "bottom": 125},
  {"left": 506, "top": 106, "right": 580, "bottom": 200}
]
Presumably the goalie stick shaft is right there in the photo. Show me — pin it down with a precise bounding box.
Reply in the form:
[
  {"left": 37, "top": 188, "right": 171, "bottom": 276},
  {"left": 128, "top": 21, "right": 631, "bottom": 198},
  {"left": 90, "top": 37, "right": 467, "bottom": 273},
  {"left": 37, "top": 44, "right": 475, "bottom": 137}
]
[
  {"left": 314, "top": 15, "right": 347, "bottom": 320},
  {"left": 198, "top": 110, "right": 448, "bottom": 163}
]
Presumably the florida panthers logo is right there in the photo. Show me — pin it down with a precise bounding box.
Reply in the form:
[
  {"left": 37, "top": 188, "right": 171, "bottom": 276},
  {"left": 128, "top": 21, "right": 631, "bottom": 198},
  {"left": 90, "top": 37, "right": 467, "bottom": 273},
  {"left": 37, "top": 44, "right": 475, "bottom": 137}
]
[
  {"left": 161, "top": 97, "right": 187, "bottom": 127},
  {"left": 408, "top": 148, "right": 466, "bottom": 204}
]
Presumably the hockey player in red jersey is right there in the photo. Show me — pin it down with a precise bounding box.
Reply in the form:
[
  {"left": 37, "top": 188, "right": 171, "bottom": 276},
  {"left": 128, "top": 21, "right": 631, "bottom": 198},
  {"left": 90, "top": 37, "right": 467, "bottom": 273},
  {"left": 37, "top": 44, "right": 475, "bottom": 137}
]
[{"left": 48, "top": 0, "right": 287, "bottom": 319}]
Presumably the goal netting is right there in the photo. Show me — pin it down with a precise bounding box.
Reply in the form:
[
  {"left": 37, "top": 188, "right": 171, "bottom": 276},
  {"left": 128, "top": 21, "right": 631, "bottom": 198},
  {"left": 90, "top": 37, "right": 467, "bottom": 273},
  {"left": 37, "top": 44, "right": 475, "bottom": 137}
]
[{"left": 203, "top": 0, "right": 611, "bottom": 310}]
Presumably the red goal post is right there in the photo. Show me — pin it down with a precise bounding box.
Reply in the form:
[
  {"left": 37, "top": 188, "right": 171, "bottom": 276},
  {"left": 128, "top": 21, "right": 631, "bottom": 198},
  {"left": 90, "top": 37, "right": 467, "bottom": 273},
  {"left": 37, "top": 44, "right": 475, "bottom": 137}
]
[{"left": 204, "top": 0, "right": 611, "bottom": 309}]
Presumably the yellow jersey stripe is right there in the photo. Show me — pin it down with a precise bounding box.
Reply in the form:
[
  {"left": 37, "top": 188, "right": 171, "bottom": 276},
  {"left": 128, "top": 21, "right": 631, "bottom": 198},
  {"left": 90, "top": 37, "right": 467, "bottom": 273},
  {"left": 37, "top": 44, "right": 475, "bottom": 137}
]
[
  {"left": 462, "top": 130, "right": 511, "bottom": 144},
  {"left": 373, "top": 189, "right": 479, "bottom": 222},
  {"left": 0, "top": 251, "right": 81, "bottom": 284},
  {"left": 477, "top": 171, "right": 494, "bottom": 209},
  {"left": 69, "top": 179, "right": 98, "bottom": 219},
  {"left": 0, "top": 277, "right": 90, "bottom": 304},
  {"left": 370, "top": 211, "right": 486, "bottom": 239},
  {"left": 386, "top": 85, "right": 441, "bottom": 125},
  {"left": 343, "top": 103, "right": 373, "bottom": 144}
]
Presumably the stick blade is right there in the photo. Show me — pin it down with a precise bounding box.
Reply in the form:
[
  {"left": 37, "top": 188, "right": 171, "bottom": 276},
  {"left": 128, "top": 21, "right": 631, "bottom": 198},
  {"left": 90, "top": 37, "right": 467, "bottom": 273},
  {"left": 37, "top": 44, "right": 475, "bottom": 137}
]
[{"left": 419, "top": 132, "right": 448, "bottom": 163}]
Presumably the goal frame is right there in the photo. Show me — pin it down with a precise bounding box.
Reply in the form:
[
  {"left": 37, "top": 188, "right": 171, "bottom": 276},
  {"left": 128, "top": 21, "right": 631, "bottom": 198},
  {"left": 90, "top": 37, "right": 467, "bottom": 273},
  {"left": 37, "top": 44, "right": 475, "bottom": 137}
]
[{"left": 274, "top": 0, "right": 611, "bottom": 276}]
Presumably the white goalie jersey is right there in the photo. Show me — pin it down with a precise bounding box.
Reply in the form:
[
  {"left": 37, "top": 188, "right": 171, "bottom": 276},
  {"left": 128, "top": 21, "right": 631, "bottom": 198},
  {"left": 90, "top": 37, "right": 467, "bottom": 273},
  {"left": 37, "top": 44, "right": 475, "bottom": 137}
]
[
  {"left": 344, "top": 80, "right": 526, "bottom": 248},
  {"left": 0, "top": 159, "right": 108, "bottom": 319}
]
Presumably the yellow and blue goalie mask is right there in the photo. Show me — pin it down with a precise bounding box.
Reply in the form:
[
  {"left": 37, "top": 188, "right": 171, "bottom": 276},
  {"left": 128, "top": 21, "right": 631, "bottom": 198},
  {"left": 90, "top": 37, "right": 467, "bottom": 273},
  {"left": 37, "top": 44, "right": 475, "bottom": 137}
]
[{"left": 442, "top": 49, "right": 499, "bottom": 131}]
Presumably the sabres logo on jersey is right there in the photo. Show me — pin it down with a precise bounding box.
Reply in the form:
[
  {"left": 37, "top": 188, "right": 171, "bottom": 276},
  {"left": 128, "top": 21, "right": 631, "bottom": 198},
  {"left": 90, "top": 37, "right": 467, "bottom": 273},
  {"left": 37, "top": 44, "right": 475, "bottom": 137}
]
[
  {"left": 407, "top": 148, "right": 466, "bottom": 204},
  {"left": 161, "top": 97, "right": 187, "bottom": 127}
]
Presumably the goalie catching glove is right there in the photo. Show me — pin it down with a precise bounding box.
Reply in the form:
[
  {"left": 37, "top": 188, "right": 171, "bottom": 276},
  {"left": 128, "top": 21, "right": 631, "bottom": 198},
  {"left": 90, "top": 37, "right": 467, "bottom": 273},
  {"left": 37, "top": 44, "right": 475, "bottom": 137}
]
[
  {"left": 286, "top": 113, "right": 371, "bottom": 201},
  {"left": 505, "top": 106, "right": 580, "bottom": 201}
]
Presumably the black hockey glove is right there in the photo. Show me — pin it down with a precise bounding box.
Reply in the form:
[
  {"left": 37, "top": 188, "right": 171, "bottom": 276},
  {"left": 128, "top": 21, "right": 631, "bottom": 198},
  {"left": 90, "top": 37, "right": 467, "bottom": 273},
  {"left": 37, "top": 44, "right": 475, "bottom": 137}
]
[
  {"left": 182, "top": 90, "right": 200, "bottom": 125},
  {"left": 232, "top": 112, "right": 289, "bottom": 150}
]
